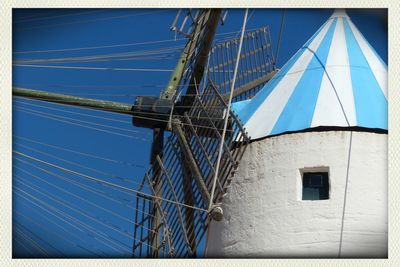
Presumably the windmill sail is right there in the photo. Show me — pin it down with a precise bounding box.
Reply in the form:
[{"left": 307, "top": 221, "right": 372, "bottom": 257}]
[
  {"left": 207, "top": 26, "right": 278, "bottom": 101},
  {"left": 131, "top": 12, "right": 282, "bottom": 258},
  {"left": 11, "top": 8, "right": 387, "bottom": 258},
  {"left": 133, "top": 82, "right": 250, "bottom": 257}
]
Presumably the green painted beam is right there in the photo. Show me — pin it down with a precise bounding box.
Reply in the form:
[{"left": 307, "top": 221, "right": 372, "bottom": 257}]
[{"left": 13, "top": 87, "right": 134, "bottom": 115}]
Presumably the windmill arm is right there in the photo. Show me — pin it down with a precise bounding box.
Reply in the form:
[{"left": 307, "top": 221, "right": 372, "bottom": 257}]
[
  {"left": 12, "top": 87, "right": 133, "bottom": 115},
  {"left": 221, "top": 69, "right": 279, "bottom": 101},
  {"left": 181, "top": 9, "right": 221, "bottom": 108}
]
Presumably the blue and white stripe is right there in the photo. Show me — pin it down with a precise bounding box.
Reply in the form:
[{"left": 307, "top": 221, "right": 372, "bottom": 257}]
[{"left": 233, "top": 9, "right": 387, "bottom": 140}]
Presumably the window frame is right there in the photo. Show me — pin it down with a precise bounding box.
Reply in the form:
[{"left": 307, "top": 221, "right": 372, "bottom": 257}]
[{"left": 299, "top": 168, "right": 330, "bottom": 201}]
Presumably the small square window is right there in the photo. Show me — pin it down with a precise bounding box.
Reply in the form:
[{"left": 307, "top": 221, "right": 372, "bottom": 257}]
[{"left": 302, "top": 172, "right": 329, "bottom": 200}]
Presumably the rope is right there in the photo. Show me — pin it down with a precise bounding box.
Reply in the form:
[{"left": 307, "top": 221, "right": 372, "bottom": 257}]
[
  {"left": 13, "top": 236, "right": 37, "bottom": 257},
  {"left": 14, "top": 9, "right": 106, "bottom": 23},
  {"left": 13, "top": 159, "right": 154, "bottom": 215},
  {"left": 12, "top": 82, "right": 246, "bottom": 90},
  {"left": 13, "top": 135, "right": 147, "bottom": 169},
  {"left": 14, "top": 96, "right": 227, "bottom": 121},
  {"left": 338, "top": 131, "right": 353, "bottom": 257},
  {"left": 15, "top": 171, "right": 158, "bottom": 235},
  {"left": 304, "top": 47, "right": 353, "bottom": 258},
  {"left": 15, "top": 177, "right": 135, "bottom": 240},
  {"left": 13, "top": 226, "right": 50, "bottom": 256},
  {"left": 13, "top": 97, "right": 234, "bottom": 132},
  {"left": 15, "top": 55, "right": 181, "bottom": 64},
  {"left": 13, "top": 155, "right": 139, "bottom": 201},
  {"left": 13, "top": 38, "right": 185, "bottom": 54},
  {"left": 14, "top": 150, "right": 208, "bottom": 212},
  {"left": 275, "top": 9, "right": 286, "bottom": 65},
  {"left": 13, "top": 103, "right": 146, "bottom": 135},
  {"left": 13, "top": 221, "right": 65, "bottom": 256},
  {"left": 14, "top": 54, "right": 181, "bottom": 65},
  {"left": 15, "top": 143, "right": 146, "bottom": 186},
  {"left": 209, "top": 9, "right": 248, "bottom": 211},
  {"left": 14, "top": 45, "right": 183, "bottom": 64},
  {"left": 14, "top": 210, "right": 102, "bottom": 256},
  {"left": 13, "top": 187, "right": 133, "bottom": 254},
  {"left": 14, "top": 11, "right": 55, "bottom": 22},
  {"left": 12, "top": 83, "right": 168, "bottom": 89},
  {"left": 13, "top": 104, "right": 149, "bottom": 138},
  {"left": 305, "top": 47, "right": 350, "bottom": 126},
  {"left": 14, "top": 183, "right": 138, "bottom": 254},
  {"left": 14, "top": 106, "right": 151, "bottom": 141},
  {"left": 12, "top": 64, "right": 174, "bottom": 72},
  {"left": 13, "top": 27, "right": 260, "bottom": 54},
  {"left": 14, "top": 98, "right": 138, "bottom": 126},
  {"left": 16, "top": 10, "right": 170, "bottom": 32}
]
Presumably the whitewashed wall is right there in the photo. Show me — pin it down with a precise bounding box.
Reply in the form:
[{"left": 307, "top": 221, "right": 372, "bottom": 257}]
[{"left": 206, "top": 131, "right": 387, "bottom": 258}]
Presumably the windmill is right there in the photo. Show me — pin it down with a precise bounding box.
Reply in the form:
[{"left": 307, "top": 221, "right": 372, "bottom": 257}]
[
  {"left": 206, "top": 9, "right": 388, "bottom": 257},
  {"left": 13, "top": 8, "right": 278, "bottom": 257}
]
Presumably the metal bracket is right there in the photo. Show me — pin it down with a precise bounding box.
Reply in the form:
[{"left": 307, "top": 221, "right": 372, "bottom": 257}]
[
  {"left": 132, "top": 96, "right": 174, "bottom": 129},
  {"left": 210, "top": 205, "right": 224, "bottom": 221}
]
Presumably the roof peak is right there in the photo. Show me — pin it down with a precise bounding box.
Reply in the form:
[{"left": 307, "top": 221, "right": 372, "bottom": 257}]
[
  {"left": 233, "top": 10, "right": 387, "bottom": 139},
  {"left": 330, "top": 9, "right": 349, "bottom": 19}
]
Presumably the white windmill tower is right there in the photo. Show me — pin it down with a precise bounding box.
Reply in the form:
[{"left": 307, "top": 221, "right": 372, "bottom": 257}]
[{"left": 206, "top": 9, "right": 387, "bottom": 258}]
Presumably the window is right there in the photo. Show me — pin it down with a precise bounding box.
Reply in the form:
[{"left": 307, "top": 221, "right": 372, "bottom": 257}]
[{"left": 302, "top": 172, "right": 329, "bottom": 200}]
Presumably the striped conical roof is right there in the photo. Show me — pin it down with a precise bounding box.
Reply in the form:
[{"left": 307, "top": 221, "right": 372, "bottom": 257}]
[{"left": 233, "top": 9, "right": 387, "bottom": 140}]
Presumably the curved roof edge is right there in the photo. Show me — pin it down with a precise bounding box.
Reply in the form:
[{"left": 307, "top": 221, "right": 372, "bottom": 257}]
[
  {"left": 245, "top": 126, "right": 388, "bottom": 143},
  {"left": 233, "top": 9, "right": 387, "bottom": 140}
]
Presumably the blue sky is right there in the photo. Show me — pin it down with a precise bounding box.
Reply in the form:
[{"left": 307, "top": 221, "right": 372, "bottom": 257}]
[{"left": 12, "top": 8, "right": 387, "bottom": 258}]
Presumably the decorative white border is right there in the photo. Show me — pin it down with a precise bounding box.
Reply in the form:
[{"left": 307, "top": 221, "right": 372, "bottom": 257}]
[{"left": 1, "top": 1, "right": 399, "bottom": 266}]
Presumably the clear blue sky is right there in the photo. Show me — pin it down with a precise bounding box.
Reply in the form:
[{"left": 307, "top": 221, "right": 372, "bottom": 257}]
[{"left": 12, "top": 8, "right": 387, "bottom": 258}]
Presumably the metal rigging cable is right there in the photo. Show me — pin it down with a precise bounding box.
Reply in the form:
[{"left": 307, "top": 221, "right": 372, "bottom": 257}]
[
  {"left": 14, "top": 210, "right": 103, "bottom": 256},
  {"left": 16, "top": 10, "right": 171, "bottom": 32},
  {"left": 14, "top": 106, "right": 151, "bottom": 141},
  {"left": 209, "top": 9, "right": 248, "bottom": 210},
  {"left": 14, "top": 45, "right": 184, "bottom": 64},
  {"left": 15, "top": 177, "right": 137, "bottom": 240},
  {"left": 14, "top": 98, "right": 139, "bottom": 127},
  {"left": 13, "top": 102, "right": 149, "bottom": 138},
  {"left": 13, "top": 187, "right": 134, "bottom": 254},
  {"left": 275, "top": 9, "right": 286, "bottom": 66},
  {"left": 12, "top": 64, "right": 175, "bottom": 72},
  {"left": 14, "top": 159, "right": 206, "bottom": 256},
  {"left": 14, "top": 9, "right": 107, "bottom": 23},
  {"left": 14, "top": 170, "right": 144, "bottom": 225},
  {"left": 13, "top": 135, "right": 147, "bottom": 169},
  {"left": 15, "top": 143, "right": 145, "bottom": 186},
  {"left": 13, "top": 95, "right": 235, "bottom": 132},
  {"left": 14, "top": 151, "right": 208, "bottom": 212},
  {"left": 14, "top": 160, "right": 156, "bottom": 217},
  {"left": 13, "top": 27, "right": 261, "bottom": 54}
]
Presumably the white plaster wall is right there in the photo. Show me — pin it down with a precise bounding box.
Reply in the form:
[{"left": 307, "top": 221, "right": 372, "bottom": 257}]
[{"left": 206, "top": 131, "right": 387, "bottom": 258}]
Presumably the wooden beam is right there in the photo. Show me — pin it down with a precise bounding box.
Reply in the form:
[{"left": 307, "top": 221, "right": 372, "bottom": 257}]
[
  {"left": 13, "top": 87, "right": 133, "bottom": 115},
  {"left": 221, "top": 69, "right": 278, "bottom": 101},
  {"left": 171, "top": 118, "right": 211, "bottom": 207}
]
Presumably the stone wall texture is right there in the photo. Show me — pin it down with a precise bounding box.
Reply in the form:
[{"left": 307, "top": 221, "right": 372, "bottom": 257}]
[{"left": 206, "top": 131, "right": 387, "bottom": 258}]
